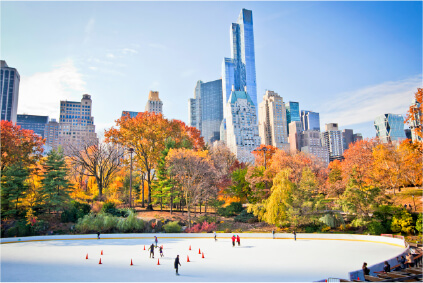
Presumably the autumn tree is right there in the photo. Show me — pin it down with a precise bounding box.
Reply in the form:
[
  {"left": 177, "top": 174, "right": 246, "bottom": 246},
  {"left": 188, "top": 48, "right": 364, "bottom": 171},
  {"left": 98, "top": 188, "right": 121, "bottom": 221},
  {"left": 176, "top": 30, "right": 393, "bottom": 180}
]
[
  {"left": 105, "top": 112, "right": 203, "bottom": 210},
  {"left": 1, "top": 162, "right": 30, "bottom": 218},
  {"left": 166, "top": 148, "right": 216, "bottom": 227},
  {"left": 397, "top": 140, "right": 422, "bottom": 187},
  {"left": 325, "top": 160, "right": 344, "bottom": 197},
  {"left": 67, "top": 139, "right": 124, "bottom": 200},
  {"left": 1, "top": 120, "right": 44, "bottom": 171},
  {"left": 405, "top": 88, "right": 422, "bottom": 140},
  {"left": 373, "top": 143, "right": 403, "bottom": 194}
]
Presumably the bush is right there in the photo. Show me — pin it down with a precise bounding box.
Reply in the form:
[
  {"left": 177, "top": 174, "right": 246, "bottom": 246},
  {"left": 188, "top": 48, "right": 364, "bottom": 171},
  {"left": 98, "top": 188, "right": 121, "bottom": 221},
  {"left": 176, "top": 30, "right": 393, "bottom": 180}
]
[
  {"left": 186, "top": 221, "right": 217, "bottom": 233},
  {"left": 164, "top": 221, "right": 182, "bottom": 233},
  {"left": 391, "top": 209, "right": 414, "bottom": 234},
  {"left": 61, "top": 201, "right": 91, "bottom": 223},
  {"left": 196, "top": 215, "right": 215, "bottom": 224},
  {"left": 366, "top": 220, "right": 387, "bottom": 235},
  {"left": 218, "top": 202, "right": 243, "bottom": 217},
  {"left": 116, "top": 212, "right": 144, "bottom": 232},
  {"left": 5, "top": 220, "right": 31, "bottom": 237},
  {"left": 416, "top": 213, "right": 422, "bottom": 233},
  {"left": 234, "top": 210, "right": 256, "bottom": 223}
]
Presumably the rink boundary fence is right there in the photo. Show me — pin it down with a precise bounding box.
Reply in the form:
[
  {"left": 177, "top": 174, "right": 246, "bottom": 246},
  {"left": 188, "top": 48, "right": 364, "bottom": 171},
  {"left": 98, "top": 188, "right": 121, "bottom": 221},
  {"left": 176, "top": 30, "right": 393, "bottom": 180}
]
[{"left": 0, "top": 234, "right": 407, "bottom": 248}]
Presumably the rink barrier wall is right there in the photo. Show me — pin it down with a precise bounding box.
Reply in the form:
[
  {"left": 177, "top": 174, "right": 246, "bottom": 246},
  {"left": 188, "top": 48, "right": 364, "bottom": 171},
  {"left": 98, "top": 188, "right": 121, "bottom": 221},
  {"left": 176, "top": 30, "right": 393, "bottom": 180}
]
[{"left": 0, "top": 233, "right": 407, "bottom": 249}]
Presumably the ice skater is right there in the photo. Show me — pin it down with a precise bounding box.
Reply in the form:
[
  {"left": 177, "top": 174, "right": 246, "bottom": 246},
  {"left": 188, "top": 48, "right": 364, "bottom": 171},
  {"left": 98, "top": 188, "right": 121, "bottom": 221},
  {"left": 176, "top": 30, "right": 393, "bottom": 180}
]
[
  {"left": 174, "top": 255, "right": 181, "bottom": 275},
  {"left": 159, "top": 245, "right": 164, "bottom": 257},
  {"left": 148, "top": 243, "right": 155, "bottom": 258},
  {"left": 272, "top": 230, "right": 275, "bottom": 239},
  {"left": 236, "top": 235, "right": 240, "bottom": 246},
  {"left": 154, "top": 236, "right": 158, "bottom": 248},
  {"left": 214, "top": 231, "right": 217, "bottom": 241},
  {"left": 231, "top": 235, "right": 236, "bottom": 247},
  {"left": 293, "top": 231, "right": 296, "bottom": 241},
  {"left": 97, "top": 231, "right": 100, "bottom": 239}
]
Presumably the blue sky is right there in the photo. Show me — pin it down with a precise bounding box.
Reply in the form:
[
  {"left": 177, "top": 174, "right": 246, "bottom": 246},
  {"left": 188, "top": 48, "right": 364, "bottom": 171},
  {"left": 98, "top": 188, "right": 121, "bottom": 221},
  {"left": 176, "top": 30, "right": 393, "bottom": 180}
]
[{"left": 2, "top": 1, "right": 421, "bottom": 138}]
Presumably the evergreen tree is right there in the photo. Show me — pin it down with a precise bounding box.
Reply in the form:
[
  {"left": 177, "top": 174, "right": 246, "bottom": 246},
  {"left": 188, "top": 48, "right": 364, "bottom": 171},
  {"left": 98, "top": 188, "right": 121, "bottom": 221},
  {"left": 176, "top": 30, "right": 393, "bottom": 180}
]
[
  {"left": 41, "top": 149, "right": 71, "bottom": 214},
  {"left": 1, "top": 162, "right": 30, "bottom": 218}
]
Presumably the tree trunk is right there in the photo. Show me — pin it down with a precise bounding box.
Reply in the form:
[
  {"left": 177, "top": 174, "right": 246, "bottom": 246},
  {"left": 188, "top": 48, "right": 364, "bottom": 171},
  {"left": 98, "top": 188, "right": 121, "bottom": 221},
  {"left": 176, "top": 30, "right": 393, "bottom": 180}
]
[
  {"left": 170, "top": 194, "right": 173, "bottom": 215},
  {"left": 147, "top": 170, "right": 153, "bottom": 210},
  {"left": 205, "top": 204, "right": 207, "bottom": 215}
]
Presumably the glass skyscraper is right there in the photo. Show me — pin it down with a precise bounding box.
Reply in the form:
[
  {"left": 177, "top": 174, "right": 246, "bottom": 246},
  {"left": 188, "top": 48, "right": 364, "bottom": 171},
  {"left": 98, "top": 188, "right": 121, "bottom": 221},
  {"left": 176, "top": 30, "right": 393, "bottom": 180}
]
[
  {"left": 222, "top": 9, "right": 257, "bottom": 113},
  {"left": 17, "top": 114, "right": 49, "bottom": 138},
  {"left": 1, "top": 60, "right": 20, "bottom": 123},
  {"left": 374, "top": 114, "right": 407, "bottom": 143},
  {"left": 285, "top": 101, "right": 300, "bottom": 134},
  {"left": 189, "top": 79, "right": 223, "bottom": 144},
  {"left": 301, "top": 110, "right": 320, "bottom": 131}
]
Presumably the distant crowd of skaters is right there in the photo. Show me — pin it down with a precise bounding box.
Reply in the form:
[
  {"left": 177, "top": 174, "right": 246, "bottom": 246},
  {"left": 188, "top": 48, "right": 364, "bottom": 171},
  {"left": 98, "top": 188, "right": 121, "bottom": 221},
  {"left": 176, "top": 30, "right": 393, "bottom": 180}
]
[{"left": 95, "top": 231, "right": 298, "bottom": 275}]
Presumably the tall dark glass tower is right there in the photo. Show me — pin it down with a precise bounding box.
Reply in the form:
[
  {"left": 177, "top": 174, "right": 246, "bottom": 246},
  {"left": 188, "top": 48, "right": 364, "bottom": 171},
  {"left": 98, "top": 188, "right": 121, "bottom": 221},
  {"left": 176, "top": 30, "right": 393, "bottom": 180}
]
[
  {"left": 222, "top": 9, "right": 257, "bottom": 113},
  {"left": 1, "top": 60, "right": 20, "bottom": 124}
]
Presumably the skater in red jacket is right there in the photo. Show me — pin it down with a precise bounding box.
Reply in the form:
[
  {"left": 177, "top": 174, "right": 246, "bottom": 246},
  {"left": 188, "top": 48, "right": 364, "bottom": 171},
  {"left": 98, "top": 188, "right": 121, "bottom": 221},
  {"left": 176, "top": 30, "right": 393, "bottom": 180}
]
[
  {"left": 231, "top": 235, "right": 236, "bottom": 247},
  {"left": 236, "top": 235, "right": 240, "bottom": 246}
]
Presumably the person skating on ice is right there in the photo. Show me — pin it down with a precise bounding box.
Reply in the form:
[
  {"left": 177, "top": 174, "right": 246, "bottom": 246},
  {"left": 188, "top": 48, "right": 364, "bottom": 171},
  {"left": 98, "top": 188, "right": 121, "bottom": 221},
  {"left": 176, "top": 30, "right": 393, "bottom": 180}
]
[
  {"left": 148, "top": 243, "right": 155, "bottom": 258},
  {"left": 154, "top": 236, "right": 158, "bottom": 248},
  {"left": 231, "top": 235, "right": 236, "bottom": 247},
  {"left": 236, "top": 235, "right": 240, "bottom": 246},
  {"left": 174, "top": 255, "right": 181, "bottom": 275},
  {"left": 214, "top": 231, "right": 217, "bottom": 241},
  {"left": 97, "top": 231, "right": 100, "bottom": 239},
  {"left": 293, "top": 231, "right": 296, "bottom": 241},
  {"left": 159, "top": 245, "right": 164, "bottom": 257}
]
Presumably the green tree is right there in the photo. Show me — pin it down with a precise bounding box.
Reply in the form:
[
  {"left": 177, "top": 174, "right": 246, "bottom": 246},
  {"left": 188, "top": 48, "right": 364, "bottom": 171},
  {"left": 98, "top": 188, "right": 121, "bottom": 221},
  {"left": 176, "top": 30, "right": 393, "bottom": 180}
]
[
  {"left": 41, "top": 149, "right": 72, "bottom": 214},
  {"left": 1, "top": 162, "right": 30, "bottom": 218},
  {"left": 229, "top": 167, "right": 254, "bottom": 203},
  {"left": 391, "top": 209, "right": 414, "bottom": 234}
]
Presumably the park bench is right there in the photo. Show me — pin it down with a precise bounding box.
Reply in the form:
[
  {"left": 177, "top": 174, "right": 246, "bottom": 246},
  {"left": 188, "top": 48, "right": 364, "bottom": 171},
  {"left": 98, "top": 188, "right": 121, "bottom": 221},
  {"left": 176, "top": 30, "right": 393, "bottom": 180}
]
[
  {"left": 377, "top": 273, "right": 408, "bottom": 279},
  {"left": 364, "top": 275, "right": 385, "bottom": 281}
]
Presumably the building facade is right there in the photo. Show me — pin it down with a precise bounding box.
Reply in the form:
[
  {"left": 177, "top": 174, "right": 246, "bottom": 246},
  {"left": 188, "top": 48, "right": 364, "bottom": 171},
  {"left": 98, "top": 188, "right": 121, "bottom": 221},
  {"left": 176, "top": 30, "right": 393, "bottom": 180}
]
[
  {"left": 408, "top": 96, "right": 422, "bottom": 142},
  {"left": 225, "top": 90, "right": 261, "bottom": 163},
  {"left": 301, "top": 110, "right": 320, "bottom": 131},
  {"left": 189, "top": 79, "right": 223, "bottom": 144},
  {"left": 258, "top": 90, "right": 289, "bottom": 151},
  {"left": 321, "top": 123, "right": 344, "bottom": 162},
  {"left": 17, "top": 114, "right": 49, "bottom": 138},
  {"left": 285, "top": 101, "right": 300, "bottom": 135},
  {"left": 44, "top": 118, "right": 60, "bottom": 150},
  {"left": 1, "top": 60, "right": 20, "bottom": 123},
  {"left": 222, "top": 9, "right": 257, "bottom": 114},
  {"left": 300, "top": 130, "right": 329, "bottom": 165},
  {"left": 121, "top": 111, "right": 140, "bottom": 118},
  {"left": 288, "top": 121, "right": 302, "bottom": 154},
  {"left": 342, "top": 129, "right": 354, "bottom": 151},
  {"left": 145, "top": 91, "right": 163, "bottom": 114},
  {"left": 374, "top": 114, "right": 407, "bottom": 143},
  {"left": 58, "top": 94, "right": 97, "bottom": 150}
]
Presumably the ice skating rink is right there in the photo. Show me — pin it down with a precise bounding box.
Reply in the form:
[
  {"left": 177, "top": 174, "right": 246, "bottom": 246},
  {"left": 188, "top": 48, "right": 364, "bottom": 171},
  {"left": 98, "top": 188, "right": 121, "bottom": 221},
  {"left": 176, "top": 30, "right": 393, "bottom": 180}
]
[{"left": 1, "top": 234, "right": 407, "bottom": 282}]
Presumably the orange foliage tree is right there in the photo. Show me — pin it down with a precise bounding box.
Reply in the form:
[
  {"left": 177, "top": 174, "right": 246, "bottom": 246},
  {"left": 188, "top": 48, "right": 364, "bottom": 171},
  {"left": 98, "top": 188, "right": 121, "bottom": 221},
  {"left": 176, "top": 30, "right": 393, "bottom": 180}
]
[
  {"left": 105, "top": 112, "right": 204, "bottom": 210},
  {"left": 1, "top": 120, "right": 44, "bottom": 171},
  {"left": 397, "top": 140, "right": 422, "bottom": 187}
]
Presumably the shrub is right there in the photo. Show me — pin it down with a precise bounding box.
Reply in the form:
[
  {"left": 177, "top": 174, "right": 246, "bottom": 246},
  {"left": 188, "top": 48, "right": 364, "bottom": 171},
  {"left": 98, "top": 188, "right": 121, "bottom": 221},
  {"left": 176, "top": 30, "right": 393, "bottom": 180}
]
[
  {"left": 416, "top": 213, "right": 422, "bottom": 233},
  {"left": 351, "top": 218, "right": 369, "bottom": 228},
  {"left": 218, "top": 202, "right": 243, "bottom": 217},
  {"left": 92, "top": 202, "right": 103, "bottom": 213},
  {"left": 321, "top": 225, "right": 331, "bottom": 232},
  {"left": 164, "top": 221, "right": 182, "bottom": 233},
  {"left": 116, "top": 212, "right": 144, "bottom": 232},
  {"left": 196, "top": 215, "right": 215, "bottom": 224},
  {"left": 185, "top": 221, "right": 217, "bottom": 233},
  {"left": 234, "top": 210, "right": 256, "bottom": 223},
  {"left": 61, "top": 201, "right": 91, "bottom": 223},
  {"left": 366, "top": 220, "right": 387, "bottom": 235},
  {"left": 391, "top": 209, "right": 414, "bottom": 234},
  {"left": 5, "top": 220, "right": 31, "bottom": 237}
]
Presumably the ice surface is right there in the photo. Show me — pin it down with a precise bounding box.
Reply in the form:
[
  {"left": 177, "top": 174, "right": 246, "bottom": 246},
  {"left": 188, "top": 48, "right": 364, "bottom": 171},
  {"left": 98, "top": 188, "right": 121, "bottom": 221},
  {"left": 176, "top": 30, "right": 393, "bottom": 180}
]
[{"left": 1, "top": 235, "right": 406, "bottom": 282}]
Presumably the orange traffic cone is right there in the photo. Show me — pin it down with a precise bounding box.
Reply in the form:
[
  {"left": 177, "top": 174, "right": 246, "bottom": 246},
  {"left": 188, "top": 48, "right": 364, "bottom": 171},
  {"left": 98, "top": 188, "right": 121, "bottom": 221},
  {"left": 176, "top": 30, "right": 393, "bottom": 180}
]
[
  {"left": 198, "top": 248, "right": 201, "bottom": 254},
  {"left": 357, "top": 277, "right": 360, "bottom": 281},
  {"left": 189, "top": 245, "right": 191, "bottom": 250},
  {"left": 144, "top": 245, "right": 146, "bottom": 250},
  {"left": 130, "top": 259, "right": 133, "bottom": 266},
  {"left": 202, "top": 252, "right": 204, "bottom": 258},
  {"left": 86, "top": 253, "right": 88, "bottom": 259},
  {"left": 101, "top": 250, "right": 103, "bottom": 255},
  {"left": 157, "top": 259, "right": 160, "bottom": 265},
  {"left": 99, "top": 258, "right": 102, "bottom": 264},
  {"left": 187, "top": 255, "right": 190, "bottom": 262}
]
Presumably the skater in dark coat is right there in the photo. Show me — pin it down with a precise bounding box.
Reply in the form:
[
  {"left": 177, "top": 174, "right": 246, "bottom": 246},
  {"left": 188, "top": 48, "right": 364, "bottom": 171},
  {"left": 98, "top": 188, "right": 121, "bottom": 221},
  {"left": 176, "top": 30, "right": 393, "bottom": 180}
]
[
  {"left": 272, "top": 230, "right": 275, "bottom": 239},
  {"left": 97, "top": 232, "right": 100, "bottom": 239},
  {"left": 293, "top": 231, "right": 296, "bottom": 241},
  {"left": 174, "top": 255, "right": 181, "bottom": 275},
  {"left": 154, "top": 236, "right": 158, "bottom": 248},
  {"left": 148, "top": 243, "right": 155, "bottom": 258},
  {"left": 231, "top": 235, "right": 236, "bottom": 247},
  {"left": 236, "top": 235, "right": 240, "bottom": 246}
]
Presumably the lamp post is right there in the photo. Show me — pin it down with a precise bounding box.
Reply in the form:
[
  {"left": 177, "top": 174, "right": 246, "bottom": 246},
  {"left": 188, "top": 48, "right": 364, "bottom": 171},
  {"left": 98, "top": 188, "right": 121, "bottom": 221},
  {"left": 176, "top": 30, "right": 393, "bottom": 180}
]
[{"left": 128, "top": 148, "right": 134, "bottom": 208}]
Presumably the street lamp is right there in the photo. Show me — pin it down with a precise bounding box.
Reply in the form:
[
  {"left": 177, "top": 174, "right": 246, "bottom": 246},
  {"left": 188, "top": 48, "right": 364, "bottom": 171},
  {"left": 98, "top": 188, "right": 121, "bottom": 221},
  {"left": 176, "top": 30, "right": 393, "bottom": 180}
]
[{"left": 128, "top": 148, "right": 134, "bottom": 208}]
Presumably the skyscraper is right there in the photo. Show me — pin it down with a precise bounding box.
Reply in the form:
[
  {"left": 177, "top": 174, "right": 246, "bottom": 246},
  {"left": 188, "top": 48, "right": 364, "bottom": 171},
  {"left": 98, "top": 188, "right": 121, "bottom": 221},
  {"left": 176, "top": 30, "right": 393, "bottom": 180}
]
[
  {"left": 342, "top": 129, "right": 354, "bottom": 151},
  {"left": 225, "top": 89, "right": 261, "bottom": 163},
  {"left": 58, "top": 94, "right": 97, "bottom": 150},
  {"left": 301, "top": 110, "right": 320, "bottom": 131},
  {"left": 321, "top": 123, "right": 344, "bottom": 162},
  {"left": 374, "top": 114, "right": 407, "bottom": 143},
  {"left": 258, "top": 90, "right": 289, "bottom": 151},
  {"left": 285, "top": 101, "right": 300, "bottom": 134},
  {"left": 121, "top": 111, "right": 140, "bottom": 119},
  {"left": 300, "top": 130, "right": 329, "bottom": 166},
  {"left": 189, "top": 79, "right": 223, "bottom": 144},
  {"left": 17, "top": 114, "right": 49, "bottom": 138},
  {"left": 408, "top": 95, "right": 422, "bottom": 142},
  {"left": 1, "top": 60, "right": 20, "bottom": 123},
  {"left": 288, "top": 121, "right": 302, "bottom": 154},
  {"left": 44, "top": 118, "right": 60, "bottom": 151},
  {"left": 222, "top": 9, "right": 257, "bottom": 114},
  {"left": 145, "top": 91, "right": 163, "bottom": 114}
]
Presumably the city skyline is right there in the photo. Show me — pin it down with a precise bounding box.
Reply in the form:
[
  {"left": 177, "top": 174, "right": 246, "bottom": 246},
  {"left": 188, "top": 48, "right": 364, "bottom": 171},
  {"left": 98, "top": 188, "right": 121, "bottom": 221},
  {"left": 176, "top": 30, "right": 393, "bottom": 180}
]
[{"left": 2, "top": 1, "right": 421, "bottom": 139}]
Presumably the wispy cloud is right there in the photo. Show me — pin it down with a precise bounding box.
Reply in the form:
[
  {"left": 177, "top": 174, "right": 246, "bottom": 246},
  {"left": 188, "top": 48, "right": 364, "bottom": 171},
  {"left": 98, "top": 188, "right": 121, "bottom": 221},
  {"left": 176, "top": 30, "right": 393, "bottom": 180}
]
[
  {"left": 83, "top": 18, "right": 95, "bottom": 44},
  {"left": 18, "top": 59, "right": 87, "bottom": 119},
  {"left": 106, "top": 53, "right": 115, "bottom": 59},
  {"left": 122, "top": 48, "right": 138, "bottom": 55},
  {"left": 319, "top": 74, "right": 422, "bottom": 128}
]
